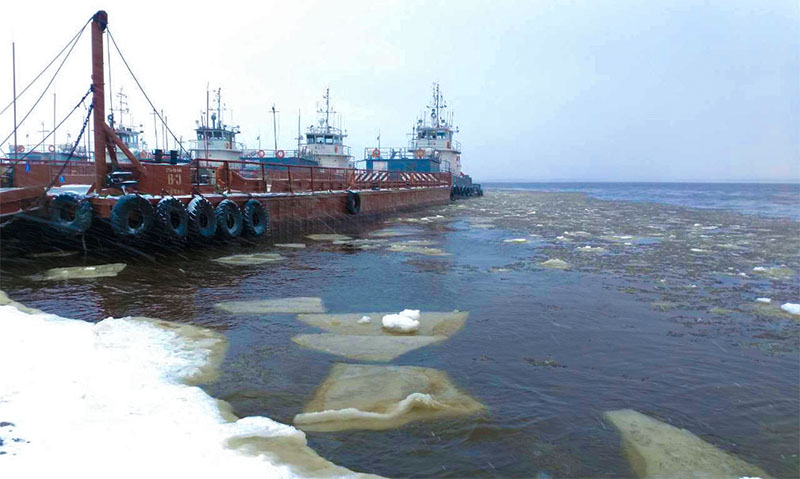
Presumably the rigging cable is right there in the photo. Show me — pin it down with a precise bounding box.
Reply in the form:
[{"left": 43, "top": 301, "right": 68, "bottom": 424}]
[
  {"left": 106, "top": 28, "right": 190, "bottom": 157},
  {"left": 0, "top": 21, "right": 89, "bottom": 152},
  {"left": 2, "top": 87, "right": 93, "bottom": 170},
  {"left": 0, "top": 18, "right": 91, "bottom": 118}
]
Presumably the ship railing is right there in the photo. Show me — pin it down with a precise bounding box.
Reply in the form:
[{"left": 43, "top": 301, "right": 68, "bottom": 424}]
[
  {"left": 189, "top": 158, "right": 451, "bottom": 194},
  {"left": 363, "top": 147, "right": 443, "bottom": 161},
  {"left": 405, "top": 139, "right": 461, "bottom": 151},
  {"left": 240, "top": 149, "right": 301, "bottom": 159}
]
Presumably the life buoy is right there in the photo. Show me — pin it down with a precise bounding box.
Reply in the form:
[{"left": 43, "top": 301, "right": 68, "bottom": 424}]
[
  {"left": 48, "top": 192, "right": 92, "bottom": 234},
  {"left": 334, "top": 146, "right": 339, "bottom": 153},
  {"left": 257, "top": 150, "right": 266, "bottom": 158},
  {"left": 415, "top": 148, "right": 425, "bottom": 159},
  {"left": 242, "top": 199, "right": 269, "bottom": 236},
  {"left": 48, "top": 145, "right": 56, "bottom": 153},
  {"left": 110, "top": 195, "right": 154, "bottom": 238},
  {"left": 446, "top": 141, "right": 451, "bottom": 149},
  {"left": 156, "top": 197, "right": 188, "bottom": 241},
  {"left": 16, "top": 145, "right": 24, "bottom": 153},
  {"left": 346, "top": 191, "right": 361, "bottom": 214},
  {"left": 371, "top": 148, "right": 380, "bottom": 158},
  {"left": 187, "top": 197, "right": 216, "bottom": 238},
  {"left": 276, "top": 150, "right": 286, "bottom": 159},
  {"left": 215, "top": 199, "right": 243, "bottom": 239}
]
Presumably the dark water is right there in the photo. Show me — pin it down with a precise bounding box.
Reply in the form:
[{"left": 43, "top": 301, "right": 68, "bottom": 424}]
[
  {"left": 1, "top": 186, "right": 798, "bottom": 478},
  {"left": 485, "top": 182, "right": 800, "bottom": 220}
]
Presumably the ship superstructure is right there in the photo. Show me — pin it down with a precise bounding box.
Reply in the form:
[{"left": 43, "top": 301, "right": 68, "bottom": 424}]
[
  {"left": 363, "top": 83, "right": 480, "bottom": 196},
  {"left": 364, "top": 83, "right": 461, "bottom": 175},
  {"left": 190, "top": 88, "right": 242, "bottom": 162},
  {"left": 298, "top": 89, "right": 352, "bottom": 168}
]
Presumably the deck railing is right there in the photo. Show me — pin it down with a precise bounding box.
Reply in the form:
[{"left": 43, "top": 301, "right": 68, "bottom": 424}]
[
  {"left": 191, "top": 158, "right": 451, "bottom": 194},
  {"left": 0, "top": 157, "right": 451, "bottom": 195}
]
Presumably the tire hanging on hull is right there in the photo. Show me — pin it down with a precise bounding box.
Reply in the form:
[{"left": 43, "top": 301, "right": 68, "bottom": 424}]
[
  {"left": 242, "top": 199, "right": 269, "bottom": 236},
  {"left": 109, "top": 194, "right": 154, "bottom": 238},
  {"left": 216, "top": 199, "right": 243, "bottom": 239},
  {"left": 48, "top": 192, "right": 93, "bottom": 234},
  {"left": 187, "top": 197, "right": 217, "bottom": 239},
  {"left": 156, "top": 197, "right": 189, "bottom": 241}
]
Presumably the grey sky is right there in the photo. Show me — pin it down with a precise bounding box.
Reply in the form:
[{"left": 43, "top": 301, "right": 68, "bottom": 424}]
[{"left": 2, "top": 0, "right": 798, "bottom": 182}]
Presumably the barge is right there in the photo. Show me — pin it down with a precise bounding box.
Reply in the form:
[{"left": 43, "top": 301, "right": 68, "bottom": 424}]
[{"left": 0, "top": 10, "right": 460, "bottom": 246}]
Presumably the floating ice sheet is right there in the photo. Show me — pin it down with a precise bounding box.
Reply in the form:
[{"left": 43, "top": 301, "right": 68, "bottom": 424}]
[
  {"left": 217, "top": 297, "right": 326, "bottom": 314},
  {"left": 369, "top": 227, "right": 424, "bottom": 238},
  {"left": 214, "top": 253, "right": 284, "bottom": 265},
  {"left": 293, "top": 363, "right": 484, "bottom": 432},
  {"left": 306, "top": 234, "right": 352, "bottom": 242},
  {"left": 540, "top": 258, "right": 571, "bottom": 269},
  {"left": 386, "top": 243, "right": 450, "bottom": 256},
  {"left": 751, "top": 266, "right": 795, "bottom": 280},
  {"left": 291, "top": 334, "right": 445, "bottom": 361},
  {"left": 0, "top": 298, "right": 374, "bottom": 478},
  {"left": 604, "top": 409, "right": 768, "bottom": 479},
  {"left": 30, "top": 263, "right": 127, "bottom": 281},
  {"left": 503, "top": 238, "right": 528, "bottom": 243},
  {"left": 576, "top": 246, "right": 606, "bottom": 253},
  {"left": 296, "top": 311, "right": 468, "bottom": 337},
  {"left": 274, "top": 243, "right": 307, "bottom": 249},
  {"left": 780, "top": 303, "right": 800, "bottom": 316}
]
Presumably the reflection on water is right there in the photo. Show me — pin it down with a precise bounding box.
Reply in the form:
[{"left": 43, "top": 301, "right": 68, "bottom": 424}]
[{"left": 1, "top": 189, "right": 798, "bottom": 478}]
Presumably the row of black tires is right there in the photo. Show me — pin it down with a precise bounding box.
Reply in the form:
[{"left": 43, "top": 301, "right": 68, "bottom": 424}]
[
  {"left": 47, "top": 191, "right": 364, "bottom": 239},
  {"left": 48, "top": 193, "right": 269, "bottom": 240},
  {"left": 450, "top": 186, "right": 483, "bottom": 200}
]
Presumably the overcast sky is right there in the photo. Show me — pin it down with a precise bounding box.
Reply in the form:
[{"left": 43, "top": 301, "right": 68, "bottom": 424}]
[{"left": 1, "top": 0, "right": 798, "bottom": 182}]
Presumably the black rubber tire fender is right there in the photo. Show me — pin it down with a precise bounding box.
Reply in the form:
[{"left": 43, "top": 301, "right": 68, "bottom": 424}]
[
  {"left": 48, "top": 192, "right": 92, "bottom": 234},
  {"left": 450, "top": 187, "right": 457, "bottom": 201},
  {"left": 242, "top": 199, "right": 269, "bottom": 236},
  {"left": 216, "top": 199, "right": 243, "bottom": 239},
  {"left": 109, "top": 194, "right": 154, "bottom": 237},
  {"left": 156, "top": 197, "right": 189, "bottom": 241},
  {"left": 187, "top": 196, "right": 217, "bottom": 238},
  {"left": 346, "top": 191, "right": 361, "bottom": 214}
]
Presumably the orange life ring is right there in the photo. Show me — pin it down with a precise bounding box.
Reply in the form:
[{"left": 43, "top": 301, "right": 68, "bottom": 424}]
[
  {"left": 257, "top": 149, "right": 266, "bottom": 158},
  {"left": 48, "top": 145, "right": 56, "bottom": 153},
  {"left": 334, "top": 146, "right": 339, "bottom": 153},
  {"left": 276, "top": 150, "right": 286, "bottom": 159},
  {"left": 371, "top": 148, "right": 380, "bottom": 158},
  {"left": 415, "top": 148, "right": 425, "bottom": 159},
  {"left": 446, "top": 141, "right": 451, "bottom": 149}
]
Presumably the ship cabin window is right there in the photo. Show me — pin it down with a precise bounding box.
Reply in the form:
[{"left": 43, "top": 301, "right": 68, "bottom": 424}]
[
  {"left": 437, "top": 131, "right": 446, "bottom": 139},
  {"left": 324, "top": 136, "right": 334, "bottom": 144}
]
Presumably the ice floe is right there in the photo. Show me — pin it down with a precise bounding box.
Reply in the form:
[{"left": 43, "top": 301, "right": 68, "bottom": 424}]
[
  {"left": 780, "top": 303, "right": 800, "bottom": 315},
  {"left": 274, "top": 243, "right": 306, "bottom": 249},
  {"left": 293, "top": 363, "right": 484, "bottom": 432},
  {"left": 0, "top": 298, "right": 373, "bottom": 478},
  {"left": 292, "top": 311, "right": 468, "bottom": 361},
  {"left": 751, "top": 265, "right": 795, "bottom": 280},
  {"left": 291, "top": 334, "right": 444, "bottom": 361},
  {"left": 306, "top": 234, "right": 352, "bottom": 242},
  {"left": 213, "top": 253, "right": 284, "bottom": 265},
  {"left": 30, "top": 263, "right": 127, "bottom": 281},
  {"left": 540, "top": 258, "right": 571, "bottom": 269},
  {"left": 357, "top": 316, "right": 372, "bottom": 324},
  {"left": 216, "top": 297, "right": 326, "bottom": 314},
  {"left": 576, "top": 246, "right": 606, "bottom": 253},
  {"left": 386, "top": 243, "right": 450, "bottom": 256},
  {"left": 604, "top": 409, "right": 768, "bottom": 479},
  {"left": 503, "top": 238, "right": 528, "bottom": 243},
  {"left": 755, "top": 298, "right": 772, "bottom": 304}
]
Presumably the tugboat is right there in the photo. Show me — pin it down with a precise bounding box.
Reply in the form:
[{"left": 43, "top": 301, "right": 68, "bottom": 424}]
[
  {"left": 297, "top": 89, "right": 352, "bottom": 168},
  {"left": 190, "top": 88, "right": 242, "bottom": 164},
  {"left": 363, "top": 83, "right": 481, "bottom": 198}
]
